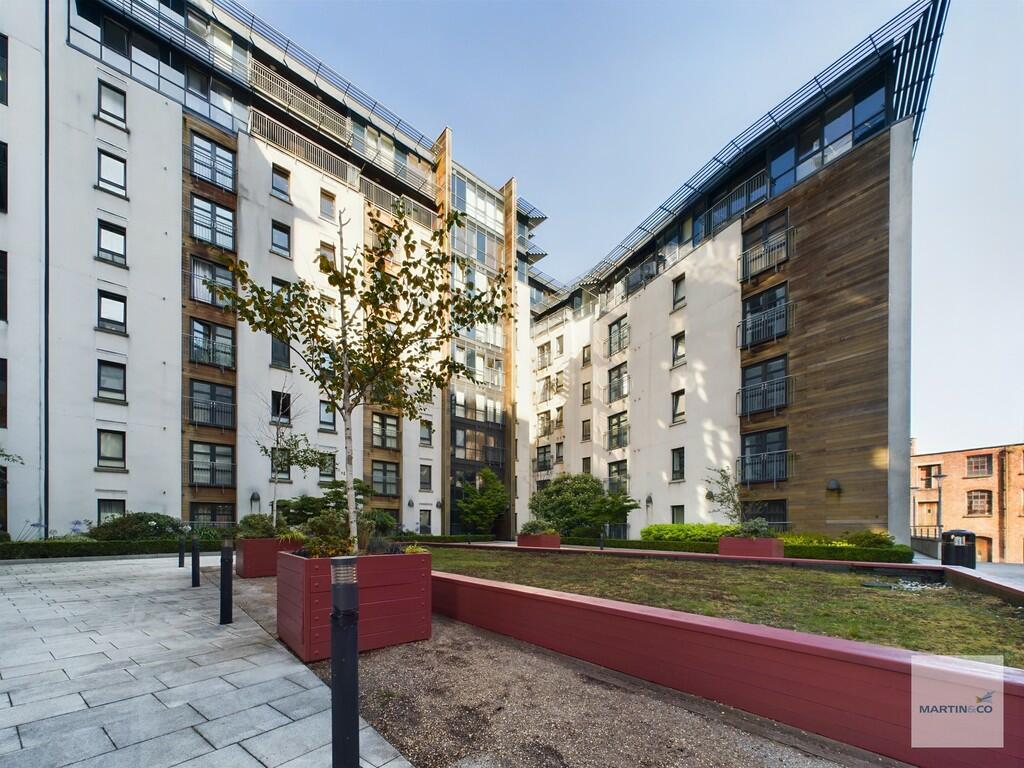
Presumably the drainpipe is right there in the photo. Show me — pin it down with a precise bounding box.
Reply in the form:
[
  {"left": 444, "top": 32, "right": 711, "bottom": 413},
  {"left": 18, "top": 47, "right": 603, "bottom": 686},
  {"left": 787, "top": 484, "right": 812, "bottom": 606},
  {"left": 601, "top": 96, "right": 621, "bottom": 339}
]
[{"left": 998, "top": 448, "right": 1007, "bottom": 562}]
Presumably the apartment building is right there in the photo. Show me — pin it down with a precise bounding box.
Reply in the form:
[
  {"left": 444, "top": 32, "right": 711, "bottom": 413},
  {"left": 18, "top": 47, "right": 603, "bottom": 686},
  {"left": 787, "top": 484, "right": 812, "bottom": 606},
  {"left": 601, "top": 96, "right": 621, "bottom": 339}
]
[
  {"left": 911, "top": 443, "right": 1024, "bottom": 564},
  {"left": 522, "top": 0, "right": 948, "bottom": 542},
  {"left": 0, "top": 0, "right": 543, "bottom": 538}
]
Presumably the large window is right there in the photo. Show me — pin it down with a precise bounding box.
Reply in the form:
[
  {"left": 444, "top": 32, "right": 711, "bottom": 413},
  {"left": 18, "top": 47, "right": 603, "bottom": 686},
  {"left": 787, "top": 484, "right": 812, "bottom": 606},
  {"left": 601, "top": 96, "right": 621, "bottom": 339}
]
[
  {"left": 671, "top": 447, "right": 685, "bottom": 481},
  {"left": 97, "top": 291, "right": 126, "bottom": 333},
  {"left": 190, "top": 442, "right": 234, "bottom": 487},
  {"left": 966, "top": 454, "right": 993, "bottom": 477},
  {"left": 97, "top": 429, "right": 126, "bottom": 469},
  {"left": 967, "top": 490, "right": 993, "bottom": 516},
  {"left": 608, "top": 316, "right": 629, "bottom": 355},
  {"left": 372, "top": 461, "right": 399, "bottom": 497},
  {"left": 189, "top": 318, "right": 234, "bottom": 368},
  {"left": 535, "top": 444, "right": 551, "bottom": 472},
  {"left": 419, "top": 464, "right": 432, "bottom": 492},
  {"left": 97, "top": 150, "right": 126, "bottom": 195},
  {"left": 608, "top": 460, "right": 628, "bottom": 495},
  {"left": 919, "top": 464, "right": 941, "bottom": 489},
  {"left": 97, "top": 499, "right": 125, "bottom": 525},
  {"left": 271, "top": 390, "right": 291, "bottom": 424},
  {"left": 746, "top": 499, "right": 788, "bottom": 529},
  {"left": 191, "top": 196, "right": 234, "bottom": 250},
  {"left": 97, "top": 360, "right": 126, "bottom": 401},
  {"left": 740, "top": 429, "right": 788, "bottom": 484},
  {"left": 97, "top": 221, "right": 126, "bottom": 266},
  {"left": 607, "top": 411, "right": 628, "bottom": 450},
  {"left": 189, "top": 380, "right": 234, "bottom": 428},
  {"left": 740, "top": 283, "right": 789, "bottom": 347},
  {"left": 372, "top": 413, "right": 399, "bottom": 449},
  {"left": 190, "top": 256, "right": 232, "bottom": 306},
  {"left": 608, "top": 364, "right": 628, "bottom": 403},
  {"left": 671, "top": 505, "right": 685, "bottom": 524},
  {"left": 190, "top": 133, "right": 234, "bottom": 190},
  {"left": 189, "top": 502, "right": 235, "bottom": 526},
  {"left": 740, "top": 356, "right": 788, "bottom": 416}
]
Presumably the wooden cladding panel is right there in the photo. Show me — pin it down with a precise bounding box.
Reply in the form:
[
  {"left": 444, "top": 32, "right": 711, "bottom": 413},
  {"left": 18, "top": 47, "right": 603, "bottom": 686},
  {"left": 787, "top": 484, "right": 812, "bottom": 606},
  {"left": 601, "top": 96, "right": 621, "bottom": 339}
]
[{"left": 741, "top": 130, "right": 893, "bottom": 531}]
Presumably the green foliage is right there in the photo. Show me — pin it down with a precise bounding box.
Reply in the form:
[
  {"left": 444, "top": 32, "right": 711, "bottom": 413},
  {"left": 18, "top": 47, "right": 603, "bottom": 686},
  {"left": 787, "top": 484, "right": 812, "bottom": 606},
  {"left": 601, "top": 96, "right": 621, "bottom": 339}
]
[
  {"left": 362, "top": 509, "right": 397, "bottom": 538},
  {"left": 0, "top": 531, "right": 10, "bottom": 543},
  {"left": 843, "top": 530, "right": 896, "bottom": 548},
  {"left": 519, "top": 519, "right": 558, "bottom": 535},
  {"left": 277, "top": 528, "right": 307, "bottom": 544},
  {"left": 528, "top": 473, "right": 638, "bottom": 536},
  {"left": 192, "top": 526, "right": 234, "bottom": 542},
  {"left": 393, "top": 534, "right": 496, "bottom": 543},
  {"left": 703, "top": 466, "right": 745, "bottom": 524},
  {"left": 88, "top": 513, "right": 184, "bottom": 541},
  {"left": 303, "top": 537, "right": 353, "bottom": 559},
  {"left": 562, "top": 537, "right": 720, "bottom": 553},
  {"left": 0, "top": 539, "right": 221, "bottom": 560},
  {"left": 641, "top": 523, "right": 740, "bottom": 542},
  {"left": 402, "top": 544, "right": 429, "bottom": 554},
  {"left": 784, "top": 544, "right": 914, "bottom": 563},
  {"left": 778, "top": 531, "right": 841, "bottom": 546},
  {"left": 457, "top": 468, "right": 508, "bottom": 535},
  {"left": 236, "top": 514, "right": 277, "bottom": 540},
  {"left": 734, "top": 517, "right": 776, "bottom": 539}
]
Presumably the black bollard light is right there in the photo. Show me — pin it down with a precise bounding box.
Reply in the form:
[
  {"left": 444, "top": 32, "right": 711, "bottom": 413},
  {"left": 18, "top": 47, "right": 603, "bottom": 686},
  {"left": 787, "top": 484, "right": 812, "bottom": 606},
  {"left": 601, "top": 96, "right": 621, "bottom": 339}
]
[
  {"left": 178, "top": 536, "right": 186, "bottom": 568},
  {"left": 219, "top": 533, "right": 233, "bottom": 625},
  {"left": 330, "top": 555, "right": 359, "bottom": 767},
  {"left": 191, "top": 535, "right": 201, "bottom": 588}
]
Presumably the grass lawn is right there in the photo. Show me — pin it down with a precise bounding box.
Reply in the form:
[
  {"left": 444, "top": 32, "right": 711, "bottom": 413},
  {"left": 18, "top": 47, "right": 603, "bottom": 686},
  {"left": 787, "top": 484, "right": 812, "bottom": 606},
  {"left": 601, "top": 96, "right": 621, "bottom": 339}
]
[{"left": 428, "top": 547, "right": 1024, "bottom": 668}]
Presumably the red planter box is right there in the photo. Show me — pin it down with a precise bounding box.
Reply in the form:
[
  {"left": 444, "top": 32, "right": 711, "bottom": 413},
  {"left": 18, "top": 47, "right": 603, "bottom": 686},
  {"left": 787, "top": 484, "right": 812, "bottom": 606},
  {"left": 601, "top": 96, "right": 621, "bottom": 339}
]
[
  {"left": 277, "top": 551, "right": 431, "bottom": 662},
  {"left": 718, "top": 536, "right": 783, "bottom": 558},
  {"left": 236, "top": 538, "right": 301, "bottom": 578},
  {"left": 517, "top": 533, "right": 561, "bottom": 548}
]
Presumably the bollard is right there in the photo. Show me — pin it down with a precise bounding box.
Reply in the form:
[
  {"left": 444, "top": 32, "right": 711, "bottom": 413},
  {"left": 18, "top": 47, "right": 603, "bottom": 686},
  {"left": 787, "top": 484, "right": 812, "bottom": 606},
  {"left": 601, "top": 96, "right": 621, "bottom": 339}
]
[
  {"left": 330, "top": 556, "right": 360, "bottom": 768},
  {"left": 191, "top": 536, "right": 200, "bottom": 588},
  {"left": 599, "top": 525, "right": 605, "bottom": 551},
  {"left": 178, "top": 536, "right": 186, "bottom": 568},
  {"left": 219, "top": 535, "right": 233, "bottom": 625}
]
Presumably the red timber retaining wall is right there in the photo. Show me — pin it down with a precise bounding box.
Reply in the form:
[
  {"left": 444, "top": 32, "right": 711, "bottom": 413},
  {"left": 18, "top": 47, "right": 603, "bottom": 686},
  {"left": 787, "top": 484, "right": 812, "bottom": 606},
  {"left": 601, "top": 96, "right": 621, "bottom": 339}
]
[
  {"left": 278, "top": 552, "right": 431, "bottom": 662},
  {"left": 236, "top": 538, "right": 300, "bottom": 578},
  {"left": 432, "top": 571, "right": 1024, "bottom": 768}
]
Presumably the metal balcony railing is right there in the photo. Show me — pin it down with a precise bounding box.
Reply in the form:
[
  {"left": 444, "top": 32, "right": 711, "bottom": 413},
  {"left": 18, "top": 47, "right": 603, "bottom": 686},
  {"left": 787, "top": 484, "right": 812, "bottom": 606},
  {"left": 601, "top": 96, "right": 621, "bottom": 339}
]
[
  {"left": 911, "top": 525, "right": 941, "bottom": 540},
  {"left": 697, "top": 169, "right": 769, "bottom": 243},
  {"left": 186, "top": 334, "right": 236, "bottom": 369},
  {"left": 185, "top": 398, "right": 235, "bottom": 429},
  {"left": 737, "top": 376, "right": 794, "bottom": 417},
  {"left": 186, "top": 460, "right": 236, "bottom": 488},
  {"left": 737, "top": 303, "right": 794, "bottom": 348},
  {"left": 185, "top": 269, "right": 232, "bottom": 308},
  {"left": 607, "top": 426, "right": 629, "bottom": 451},
  {"left": 533, "top": 457, "right": 553, "bottom": 473},
  {"left": 187, "top": 143, "right": 236, "bottom": 192},
  {"left": 188, "top": 208, "right": 234, "bottom": 251},
  {"left": 537, "top": 423, "right": 553, "bottom": 438},
  {"left": 738, "top": 228, "right": 794, "bottom": 282},
  {"left": 604, "top": 375, "right": 630, "bottom": 404},
  {"left": 359, "top": 176, "right": 436, "bottom": 231},
  {"left": 736, "top": 450, "right": 793, "bottom": 486},
  {"left": 250, "top": 110, "right": 360, "bottom": 189},
  {"left": 605, "top": 328, "right": 630, "bottom": 356},
  {"left": 535, "top": 354, "right": 552, "bottom": 371}
]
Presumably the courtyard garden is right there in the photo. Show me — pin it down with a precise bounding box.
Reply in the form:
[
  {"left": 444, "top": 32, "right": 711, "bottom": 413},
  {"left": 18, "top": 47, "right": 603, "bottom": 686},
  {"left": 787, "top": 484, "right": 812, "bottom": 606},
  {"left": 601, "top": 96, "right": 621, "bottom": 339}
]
[{"left": 427, "top": 547, "right": 1024, "bottom": 667}]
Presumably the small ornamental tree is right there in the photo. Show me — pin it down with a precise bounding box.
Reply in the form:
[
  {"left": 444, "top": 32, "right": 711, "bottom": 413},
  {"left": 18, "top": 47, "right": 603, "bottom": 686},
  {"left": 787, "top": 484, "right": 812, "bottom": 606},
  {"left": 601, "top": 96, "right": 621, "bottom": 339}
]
[
  {"left": 528, "top": 473, "right": 638, "bottom": 536},
  {"left": 219, "top": 206, "right": 508, "bottom": 551},
  {"left": 457, "top": 468, "right": 508, "bottom": 535},
  {"left": 705, "top": 465, "right": 769, "bottom": 537}
]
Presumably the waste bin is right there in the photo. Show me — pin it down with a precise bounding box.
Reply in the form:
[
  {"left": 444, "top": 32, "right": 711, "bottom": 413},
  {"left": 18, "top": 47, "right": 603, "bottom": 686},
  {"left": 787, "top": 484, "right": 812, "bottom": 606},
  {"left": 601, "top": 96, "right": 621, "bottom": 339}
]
[{"left": 940, "top": 529, "right": 976, "bottom": 569}]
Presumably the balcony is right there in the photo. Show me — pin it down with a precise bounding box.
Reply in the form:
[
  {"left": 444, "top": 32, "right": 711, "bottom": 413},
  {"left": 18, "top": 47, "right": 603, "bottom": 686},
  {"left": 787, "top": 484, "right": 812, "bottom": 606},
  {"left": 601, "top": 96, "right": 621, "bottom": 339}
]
[
  {"left": 736, "top": 450, "right": 793, "bottom": 486},
  {"left": 185, "top": 398, "right": 235, "bottom": 429},
  {"left": 186, "top": 460, "right": 235, "bottom": 488},
  {"left": 737, "top": 303, "right": 794, "bottom": 349},
  {"left": 605, "top": 476, "right": 630, "bottom": 496},
  {"left": 186, "top": 334, "right": 236, "bottom": 369},
  {"left": 535, "top": 354, "right": 552, "bottom": 371},
  {"left": 604, "top": 375, "right": 630, "bottom": 404},
  {"left": 187, "top": 142, "right": 236, "bottom": 192},
  {"left": 188, "top": 207, "right": 234, "bottom": 251},
  {"left": 737, "top": 376, "right": 794, "bottom": 417},
  {"left": 186, "top": 269, "right": 232, "bottom": 308},
  {"left": 533, "top": 457, "right": 553, "bottom": 473},
  {"left": 537, "top": 422, "right": 553, "bottom": 438},
  {"left": 605, "top": 328, "right": 630, "bottom": 357},
  {"left": 738, "top": 228, "right": 794, "bottom": 282},
  {"left": 607, "top": 426, "right": 629, "bottom": 451}
]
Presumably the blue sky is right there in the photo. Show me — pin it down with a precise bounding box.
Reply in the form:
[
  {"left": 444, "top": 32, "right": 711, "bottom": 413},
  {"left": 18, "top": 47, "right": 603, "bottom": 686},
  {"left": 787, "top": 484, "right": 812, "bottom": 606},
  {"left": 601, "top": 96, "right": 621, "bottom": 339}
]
[{"left": 245, "top": 0, "right": 1022, "bottom": 453}]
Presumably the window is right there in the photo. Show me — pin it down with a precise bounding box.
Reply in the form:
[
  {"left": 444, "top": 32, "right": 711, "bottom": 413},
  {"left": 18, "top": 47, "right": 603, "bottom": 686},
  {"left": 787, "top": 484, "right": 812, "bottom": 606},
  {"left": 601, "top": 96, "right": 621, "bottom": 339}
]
[
  {"left": 419, "top": 464, "right": 432, "bottom": 491},
  {"left": 271, "top": 391, "right": 291, "bottom": 424},
  {"left": 190, "top": 442, "right": 234, "bottom": 486},
  {"left": 97, "top": 291, "right": 126, "bottom": 333},
  {"left": 270, "top": 447, "right": 290, "bottom": 481},
  {"left": 190, "top": 318, "right": 234, "bottom": 368},
  {"left": 672, "top": 275, "right": 686, "bottom": 310},
  {"left": 608, "top": 364, "right": 628, "bottom": 402},
  {"left": 740, "top": 356, "right": 789, "bottom": 415},
  {"left": 0, "top": 35, "right": 7, "bottom": 105},
  {"left": 671, "top": 447, "right": 685, "bottom": 481},
  {"left": 608, "top": 460, "right": 628, "bottom": 495},
  {"left": 740, "top": 283, "right": 788, "bottom": 347},
  {"left": 672, "top": 332, "right": 686, "bottom": 366},
  {"left": 537, "top": 411, "right": 551, "bottom": 437},
  {"left": 97, "top": 221, "right": 126, "bottom": 266},
  {"left": 189, "top": 380, "right": 234, "bottom": 428},
  {"left": 554, "top": 406, "right": 564, "bottom": 429},
  {"left": 372, "top": 413, "right": 400, "bottom": 450},
  {"left": 536, "top": 445, "right": 552, "bottom": 471},
  {"left": 581, "top": 382, "right": 591, "bottom": 404},
  {"left": 581, "top": 345, "right": 591, "bottom": 368},
  {"left": 608, "top": 316, "right": 629, "bottom": 355},
  {"left": 186, "top": 66, "right": 209, "bottom": 98},
  {"left": 190, "top": 133, "right": 235, "bottom": 190},
  {"left": 190, "top": 256, "right": 232, "bottom": 306},
  {"left": 319, "top": 401, "right": 336, "bottom": 431},
  {"left": 97, "top": 499, "right": 125, "bottom": 525},
  {"left": 97, "top": 360, "right": 126, "bottom": 401},
  {"left": 746, "top": 499, "right": 788, "bottom": 529},
  {"left": 0, "top": 358, "right": 5, "bottom": 428},
  {"left": 271, "top": 221, "right": 291, "bottom": 257},
  {"left": 740, "top": 429, "right": 789, "bottom": 484},
  {"left": 608, "top": 411, "right": 628, "bottom": 450},
  {"left": 271, "top": 165, "right": 290, "bottom": 200},
  {"left": 418, "top": 508, "right": 431, "bottom": 534},
  {"left": 319, "top": 241, "right": 336, "bottom": 268},
  {"left": 671, "top": 389, "right": 686, "bottom": 424},
  {"left": 822, "top": 96, "right": 853, "bottom": 164},
  {"left": 0, "top": 143, "right": 6, "bottom": 213},
  {"left": 271, "top": 335, "right": 290, "bottom": 367},
  {"left": 536, "top": 342, "right": 550, "bottom": 369},
  {"left": 97, "top": 429, "right": 125, "bottom": 469},
  {"left": 319, "top": 453, "right": 335, "bottom": 482},
  {"left": 320, "top": 189, "right": 335, "bottom": 219},
  {"left": 966, "top": 454, "right": 993, "bottom": 477},
  {"left": 419, "top": 420, "right": 432, "bottom": 446},
  {"left": 581, "top": 457, "right": 591, "bottom": 474},
  {"left": 671, "top": 505, "right": 685, "bottom": 524},
  {"left": 919, "top": 464, "right": 940, "bottom": 489},
  {"left": 967, "top": 490, "right": 993, "bottom": 516},
  {"left": 97, "top": 150, "right": 126, "bottom": 194},
  {"left": 98, "top": 82, "right": 125, "bottom": 123},
  {"left": 191, "top": 196, "right": 234, "bottom": 250},
  {"left": 555, "top": 442, "right": 564, "bottom": 464},
  {"left": 189, "top": 502, "right": 235, "bottom": 526},
  {"left": 102, "top": 17, "right": 129, "bottom": 56},
  {"left": 581, "top": 419, "right": 591, "bottom": 442},
  {"left": 372, "top": 461, "right": 399, "bottom": 497},
  {"left": 555, "top": 336, "right": 564, "bottom": 356},
  {"left": 0, "top": 252, "right": 5, "bottom": 321}
]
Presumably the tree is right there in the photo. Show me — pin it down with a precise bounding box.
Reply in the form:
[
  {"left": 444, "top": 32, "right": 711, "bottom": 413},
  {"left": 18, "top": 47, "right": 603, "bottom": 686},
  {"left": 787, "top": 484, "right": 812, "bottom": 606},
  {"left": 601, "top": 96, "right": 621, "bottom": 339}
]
[
  {"left": 528, "top": 474, "right": 638, "bottom": 536},
  {"left": 219, "top": 205, "right": 508, "bottom": 550},
  {"left": 705, "top": 465, "right": 761, "bottom": 524},
  {"left": 457, "top": 468, "right": 508, "bottom": 535}
]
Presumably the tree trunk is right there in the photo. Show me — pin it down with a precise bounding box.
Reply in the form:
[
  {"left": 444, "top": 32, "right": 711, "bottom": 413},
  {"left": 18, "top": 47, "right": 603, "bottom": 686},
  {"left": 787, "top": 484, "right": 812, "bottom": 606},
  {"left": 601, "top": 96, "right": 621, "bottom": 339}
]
[{"left": 343, "top": 407, "right": 356, "bottom": 552}]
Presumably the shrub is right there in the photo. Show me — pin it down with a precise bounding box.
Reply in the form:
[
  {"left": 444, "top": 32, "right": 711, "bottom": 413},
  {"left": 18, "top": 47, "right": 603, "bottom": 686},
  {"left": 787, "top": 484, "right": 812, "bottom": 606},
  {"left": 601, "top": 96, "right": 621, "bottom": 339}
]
[
  {"left": 562, "top": 537, "right": 719, "bottom": 553},
  {"left": 520, "top": 520, "right": 558, "bottom": 535},
  {"left": 362, "top": 509, "right": 397, "bottom": 538},
  {"left": 0, "top": 531, "right": 10, "bottom": 543},
  {"left": 403, "top": 544, "right": 429, "bottom": 554},
  {"left": 366, "top": 536, "right": 403, "bottom": 554},
  {"left": 192, "top": 525, "right": 234, "bottom": 542},
  {"left": 236, "top": 514, "right": 277, "bottom": 539},
  {"left": 392, "top": 534, "right": 496, "bottom": 543},
  {"left": 0, "top": 539, "right": 220, "bottom": 559},
  {"left": 779, "top": 531, "right": 842, "bottom": 546},
  {"left": 784, "top": 543, "right": 914, "bottom": 563},
  {"left": 528, "top": 474, "right": 638, "bottom": 536},
  {"left": 301, "top": 536, "right": 353, "bottom": 559},
  {"left": 277, "top": 528, "right": 307, "bottom": 544},
  {"left": 88, "top": 513, "right": 184, "bottom": 541},
  {"left": 641, "top": 523, "right": 738, "bottom": 542},
  {"left": 734, "top": 517, "right": 776, "bottom": 539},
  {"left": 843, "top": 529, "right": 895, "bottom": 548}
]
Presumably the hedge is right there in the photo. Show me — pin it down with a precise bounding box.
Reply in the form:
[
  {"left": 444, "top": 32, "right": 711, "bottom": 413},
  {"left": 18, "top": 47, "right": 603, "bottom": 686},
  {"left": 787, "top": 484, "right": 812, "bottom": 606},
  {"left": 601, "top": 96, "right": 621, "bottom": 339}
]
[
  {"left": 783, "top": 544, "right": 915, "bottom": 563},
  {"left": 393, "top": 534, "right": 497, "bottom": 543},
  {"left": 561, "top": 538, "right": 719, "bottom": 553},
  {"left": 0, "top": 539, "right": 222, "bottom": 560}
]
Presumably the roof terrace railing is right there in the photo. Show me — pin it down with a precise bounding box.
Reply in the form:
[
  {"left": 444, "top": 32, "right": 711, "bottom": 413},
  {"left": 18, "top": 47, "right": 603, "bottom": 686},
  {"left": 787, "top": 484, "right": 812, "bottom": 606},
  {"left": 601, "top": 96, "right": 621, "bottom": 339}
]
[{"left": 250, "top": 110, "right": 359, "bottom": 188}]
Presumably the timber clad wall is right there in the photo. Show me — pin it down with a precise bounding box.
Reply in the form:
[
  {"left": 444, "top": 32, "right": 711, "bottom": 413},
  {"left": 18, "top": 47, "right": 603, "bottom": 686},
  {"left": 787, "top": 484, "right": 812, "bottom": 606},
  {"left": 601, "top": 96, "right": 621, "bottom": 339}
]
[{"left": 741, "top": 129, "right": 892, "bottom": 532}]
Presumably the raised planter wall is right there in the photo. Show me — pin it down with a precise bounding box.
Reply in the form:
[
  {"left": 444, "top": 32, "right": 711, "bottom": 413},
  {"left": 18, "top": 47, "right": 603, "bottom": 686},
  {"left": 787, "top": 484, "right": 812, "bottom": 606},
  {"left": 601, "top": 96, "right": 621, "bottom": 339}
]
[
  {"left": 278, "top": 552, "right": 431, "bottom": 662},
  {"left": 517, "top": 533, "right": 561, "bottom": 549},
  {"left": 236, "top": 538, "right": 300, "bottom": 578},
  {"left": 432, "top": 572, "right": 1024, "bottom": 768},
  {"left": 718, "top": 536, "right": 784, "bottom": 558}
]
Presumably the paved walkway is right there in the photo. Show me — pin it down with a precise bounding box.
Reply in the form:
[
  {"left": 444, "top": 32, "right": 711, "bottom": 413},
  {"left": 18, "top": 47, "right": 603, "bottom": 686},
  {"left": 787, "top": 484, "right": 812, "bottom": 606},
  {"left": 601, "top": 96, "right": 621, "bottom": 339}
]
[{"left": 0, "top": 556, "right": 412, "bottom": 768}]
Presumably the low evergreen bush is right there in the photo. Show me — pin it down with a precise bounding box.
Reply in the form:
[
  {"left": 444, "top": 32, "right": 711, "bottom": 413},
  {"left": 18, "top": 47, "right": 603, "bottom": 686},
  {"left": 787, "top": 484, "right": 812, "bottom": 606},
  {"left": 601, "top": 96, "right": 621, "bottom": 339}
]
[
  {"left": 0, "top": 539, "right": 220, "bottom": 559},
  {"left": 640, "top": 523, "right": 739, "bottom": 542},
  {"left": 392, "top": 534, "right": 496, "bottom": 543},
  {"left": 562, "top": 537, "right": 719, "bottom": 553},
  {"left": 88, "top": 512, "right": 185, "bottom": 541},
  {"left": 783, "top": 543, "right": 914, "bottom": 563}
]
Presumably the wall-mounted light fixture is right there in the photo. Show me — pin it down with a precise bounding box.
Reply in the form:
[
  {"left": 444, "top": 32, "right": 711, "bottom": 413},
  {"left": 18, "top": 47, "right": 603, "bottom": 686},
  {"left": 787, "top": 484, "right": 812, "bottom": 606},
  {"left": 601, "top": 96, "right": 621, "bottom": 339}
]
[
  {"left": 407, "top": 499, "right": 415, "bottom": 508},
  {"left": 249, "top": 491, "right": 261, "bottom": 515},
  {"left": 826, "top": 479, "right": 842, "bottom": 493}
]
